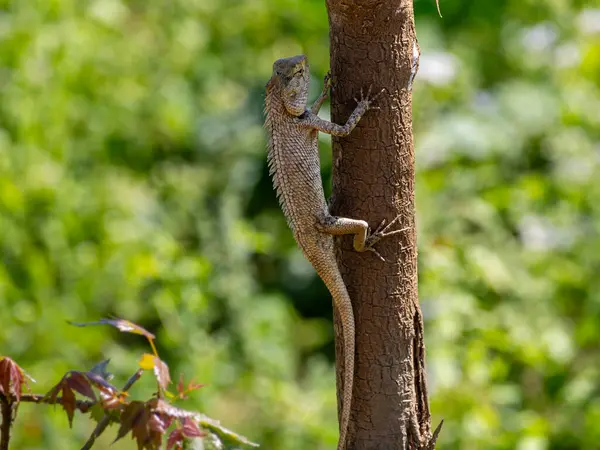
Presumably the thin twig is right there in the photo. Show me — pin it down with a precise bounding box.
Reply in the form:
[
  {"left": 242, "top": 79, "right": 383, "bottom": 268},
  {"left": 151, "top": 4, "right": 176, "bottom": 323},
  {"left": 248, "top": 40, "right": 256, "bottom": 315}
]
[
  {"left": 19, "top": 394, "right": 95, "bottom": 413},
  {"left": 0, "top": 394, "right": 13, "bottom": 450},
  {"left": 80, "top": 369, "right": 144, "bottom": 450},
  {"left": 1, "top": 391, "right": 101, "bottom": 449},
  {"left": 122, "top": 369, "right": 144, "bottom": 392}
]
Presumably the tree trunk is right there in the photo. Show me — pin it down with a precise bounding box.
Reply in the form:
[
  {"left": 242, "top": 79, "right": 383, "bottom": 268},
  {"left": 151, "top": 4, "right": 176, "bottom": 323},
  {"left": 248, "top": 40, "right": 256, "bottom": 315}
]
[{"left": 325, "top": 1, "right": 441, "bottom": 448}]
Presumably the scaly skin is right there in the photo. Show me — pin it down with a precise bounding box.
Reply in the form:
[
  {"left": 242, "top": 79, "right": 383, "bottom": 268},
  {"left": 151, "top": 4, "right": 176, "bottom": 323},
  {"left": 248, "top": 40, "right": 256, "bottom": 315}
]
[{"left": 264, "top": 54, "right": 405, "bottom": 450}]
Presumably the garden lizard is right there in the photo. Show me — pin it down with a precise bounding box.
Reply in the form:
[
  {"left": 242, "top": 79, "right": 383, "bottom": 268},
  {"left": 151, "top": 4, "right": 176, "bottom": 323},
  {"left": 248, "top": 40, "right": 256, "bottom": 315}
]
[{"left": 264, "top": 54, "right": 405, "bottom": 450}]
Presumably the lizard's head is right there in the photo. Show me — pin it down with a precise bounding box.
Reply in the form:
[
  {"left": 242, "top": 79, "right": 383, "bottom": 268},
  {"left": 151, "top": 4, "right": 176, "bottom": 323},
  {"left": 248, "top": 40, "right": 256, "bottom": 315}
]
[{"left": 271, "top": 54, "right": 310, "bottom": 116}]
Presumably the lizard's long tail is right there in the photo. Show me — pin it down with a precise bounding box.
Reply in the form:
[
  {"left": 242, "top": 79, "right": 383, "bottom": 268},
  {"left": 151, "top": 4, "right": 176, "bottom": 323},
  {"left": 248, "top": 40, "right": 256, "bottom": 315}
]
[{"left": 316, "top": 261, "right": 355, "bottom": 450}]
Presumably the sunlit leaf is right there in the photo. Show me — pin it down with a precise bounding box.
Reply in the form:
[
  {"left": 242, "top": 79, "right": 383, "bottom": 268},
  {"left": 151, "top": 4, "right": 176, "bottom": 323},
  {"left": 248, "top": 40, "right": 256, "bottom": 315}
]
[
  {"left": 69, "top": 318, "right": 156, "bottom": 340},
  {"left": 138, "top": 354, "right": 171, "bottom": 392},
  {"left": 139, "top": 353, "right": 156, "bottom": 371},
  {"left": 153, "top": 358, "right": 171, "bottom": 392}
]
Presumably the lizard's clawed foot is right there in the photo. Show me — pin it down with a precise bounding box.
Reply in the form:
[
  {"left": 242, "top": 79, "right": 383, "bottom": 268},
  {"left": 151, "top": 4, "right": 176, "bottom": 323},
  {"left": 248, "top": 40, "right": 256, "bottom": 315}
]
[
  {"left": 319, "top": 71, "right": 332, "bottom": 99},
  {"left": 310, "top": 72, "right": 332, "bottom": 114},
  {"left": 364, "top": 215, "right": 409, "bottom": 262},
  {"left": 354, "top": 85, "right": 386, "bottom": 111},
  {"left": 323, "top": 71, "right": 332, "bottom": 90}
]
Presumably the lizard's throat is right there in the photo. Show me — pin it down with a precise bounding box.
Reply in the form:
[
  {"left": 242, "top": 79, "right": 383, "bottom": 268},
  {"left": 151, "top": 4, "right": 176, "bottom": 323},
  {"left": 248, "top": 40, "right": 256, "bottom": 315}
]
[
  {"left": 266, "top": 81, "right": 306, "bottom": 117},
  {"left": 283, "top": 89, "right": 308, "bottom": 116}
]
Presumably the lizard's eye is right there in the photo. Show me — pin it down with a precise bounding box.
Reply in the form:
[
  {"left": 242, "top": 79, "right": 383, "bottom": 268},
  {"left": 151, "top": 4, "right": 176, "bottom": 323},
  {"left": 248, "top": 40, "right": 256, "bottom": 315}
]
[{"left": 293, "top": 68, "right": 304, "bottom": 77}]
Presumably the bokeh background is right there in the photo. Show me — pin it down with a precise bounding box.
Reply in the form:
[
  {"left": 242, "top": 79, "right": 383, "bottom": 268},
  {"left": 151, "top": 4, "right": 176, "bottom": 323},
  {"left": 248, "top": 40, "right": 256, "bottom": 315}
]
[{"left": 1, "top": 0, "right": 600, "bottom": 448}]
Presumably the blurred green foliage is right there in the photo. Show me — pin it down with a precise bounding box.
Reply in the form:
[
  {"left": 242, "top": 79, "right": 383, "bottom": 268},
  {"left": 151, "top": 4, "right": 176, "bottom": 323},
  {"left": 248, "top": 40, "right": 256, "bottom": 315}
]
[{"left": 0, "top": 0, "right": 599, "bottom": 448}]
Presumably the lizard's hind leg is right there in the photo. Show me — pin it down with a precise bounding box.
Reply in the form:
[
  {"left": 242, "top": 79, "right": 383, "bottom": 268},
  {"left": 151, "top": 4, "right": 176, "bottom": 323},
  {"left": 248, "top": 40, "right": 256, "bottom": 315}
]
[
  {"left": 316, "top": 214, "right": 408, "bottom": 261},
  {"left": 316, "top": 215, "right": 369, "bottom": 251}
]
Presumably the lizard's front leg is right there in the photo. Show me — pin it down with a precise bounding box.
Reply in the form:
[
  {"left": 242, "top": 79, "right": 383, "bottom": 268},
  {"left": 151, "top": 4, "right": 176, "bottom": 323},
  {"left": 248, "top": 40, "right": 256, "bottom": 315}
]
[
  {"left": 310, "top": 72, "right": 331, "bottom": 115},
  {"left": 298, "top": 87, "right": 383, "bottom": 137},
  {"left": 316, "top": 214, "right": 407, "bottom": 261}
]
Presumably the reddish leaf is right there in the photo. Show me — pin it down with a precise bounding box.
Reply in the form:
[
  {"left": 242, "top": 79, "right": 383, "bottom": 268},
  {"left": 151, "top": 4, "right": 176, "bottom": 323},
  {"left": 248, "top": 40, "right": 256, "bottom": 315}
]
[
  {"left": 61, "top": 382, "right": 77, "bottom": 427},
  {"left": 43, "top": 371, "right": 96, "bottom": 426},
  {"left": 177, "top": 373, "right": 185, "bottom": 399},
  {"left": 151, "top": 398, "right": 179, "bottom": 417},
  {"left": 146, "top": 400, "right": 172, "bottom": 448},
  {"left": 187, "top": 380, "right": 205, "bottom": 392},
  {"left": 148, "top": 412, "right": 169, "bottom": 434},
  {"left": 153, "top": 357, "right": 171, "bottom": 392},
  {"left": 66, "top": 372, "right": 96, "bottom": 401},
  {"left": 43, "top": 372, "right": 96, "bottom": 401},
  {"left": 114, "top": 401, "right": 148, "bottom": 443},
  {"left": 43, "top": 380, "right": 61, "bottom": 404},
  {"left": 42, "top": 376, "right": 66, "bottom": 404},
  {"left": 176, "top": 374, "right": 205, "bottom": 400},
  {"left": 166, "top": 418, "right": 204, "bottom": 450},
  {"left": 0, "top": 357, "right": 28, "bottom": 402},
  {"left": 127, "top": 403, "right": 149, "bottom": 443},
  {"left": 145, "top": 428, "right": 164, "bottom": 450},
  {"left": 115, "top": 400, "right": 171, "bottom": 450},
  {"left": 138, "top": 355, "right": 171, "bottom": 393},
  {"left": 166, "top": 428, "right": 184, "bottom": 450},
  {"left": 85, "top": 371, "right": 118, "bottom": 394},
  {"left": 180, "top": 417, "right": 204, "bottom": 438},
  {"left": 81, "top": 370, "right": 126, "bottom": 409},
  {"left": 151, "top": 399, "right": 207, "bottom": 424}
]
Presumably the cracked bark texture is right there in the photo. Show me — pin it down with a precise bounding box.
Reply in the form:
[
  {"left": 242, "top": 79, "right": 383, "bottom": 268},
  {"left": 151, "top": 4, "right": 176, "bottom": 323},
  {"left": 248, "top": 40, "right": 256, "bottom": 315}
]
[{"left": 325, "top": 1, "right": 434, "bottom": 448}]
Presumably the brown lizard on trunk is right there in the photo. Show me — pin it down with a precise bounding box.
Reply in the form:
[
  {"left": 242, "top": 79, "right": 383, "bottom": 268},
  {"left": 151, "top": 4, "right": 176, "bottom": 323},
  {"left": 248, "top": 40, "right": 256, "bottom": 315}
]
[{"left": 264, "top": 54, "right": 405, "bottom": 450}]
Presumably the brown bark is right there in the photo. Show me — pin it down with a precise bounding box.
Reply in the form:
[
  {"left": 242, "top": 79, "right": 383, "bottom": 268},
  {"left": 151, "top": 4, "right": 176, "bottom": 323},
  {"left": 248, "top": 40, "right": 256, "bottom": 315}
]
[{"left": 325, "top": 1, "right": 440, "bottom": 448}]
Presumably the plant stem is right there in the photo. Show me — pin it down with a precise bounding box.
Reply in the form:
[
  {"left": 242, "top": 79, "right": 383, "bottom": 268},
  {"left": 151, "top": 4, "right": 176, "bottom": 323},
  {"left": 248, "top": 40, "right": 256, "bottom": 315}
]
[
  {"left": 80, "top": 369, "right": 144, "bottom": 450},
  {"left": 0, "top": 394, "right": 13, "bottom": 450}
]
